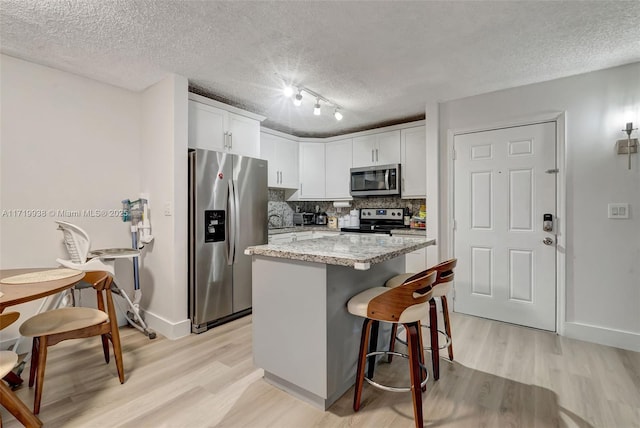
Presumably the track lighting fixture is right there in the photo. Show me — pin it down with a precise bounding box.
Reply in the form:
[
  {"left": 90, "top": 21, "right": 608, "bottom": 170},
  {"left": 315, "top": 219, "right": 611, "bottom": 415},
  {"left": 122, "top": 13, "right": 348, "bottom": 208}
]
[{"left": 280, "top": 77, "right": 344, "bottom": 121}]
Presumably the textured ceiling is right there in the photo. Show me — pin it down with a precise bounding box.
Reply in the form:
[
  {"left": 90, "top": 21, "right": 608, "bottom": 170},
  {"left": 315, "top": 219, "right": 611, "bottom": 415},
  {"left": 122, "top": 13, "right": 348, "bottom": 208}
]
[{"left": 2, "top": 1, "right": 639, "bottom": 137}]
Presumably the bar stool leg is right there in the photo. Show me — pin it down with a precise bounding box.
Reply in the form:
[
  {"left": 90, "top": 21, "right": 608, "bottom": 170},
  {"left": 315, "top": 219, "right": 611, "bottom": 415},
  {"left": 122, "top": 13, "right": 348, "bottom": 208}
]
[
  {"left": 417, "top": 321, "right": 427, "bottom": 392},
  {"left": 387, "top": 324, "right": 398, "bottom": 363},
  {"left": 354, "top": 318, "right": 373, "bottom": 412},
  {"left": 367, "top": 321, "right": 379, "bottom": 379},
  {"left": 428, "top": 298, "right": 439, "bottom": 381},
  {"left": 441, "top": 296, "right": 454, "bottom": 361},
  {"left": 406, "top": 322, "right": 424, "bottom": 428}
]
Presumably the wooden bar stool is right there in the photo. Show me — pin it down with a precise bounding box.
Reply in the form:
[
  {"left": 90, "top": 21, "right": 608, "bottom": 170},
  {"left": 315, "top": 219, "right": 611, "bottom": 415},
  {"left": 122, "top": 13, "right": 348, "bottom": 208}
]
[
  {"left": 385, "top": 259, "right": 457, "bottom": 381},
  {"left": 347, "top": 270, "right": 437, "bottom": 428}
]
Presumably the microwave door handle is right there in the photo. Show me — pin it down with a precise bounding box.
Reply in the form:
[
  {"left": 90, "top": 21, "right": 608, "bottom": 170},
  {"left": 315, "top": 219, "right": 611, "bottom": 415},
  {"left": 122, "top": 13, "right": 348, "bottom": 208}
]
[{"left": 385, "top": 169, "right": 390, "bottom": 190}]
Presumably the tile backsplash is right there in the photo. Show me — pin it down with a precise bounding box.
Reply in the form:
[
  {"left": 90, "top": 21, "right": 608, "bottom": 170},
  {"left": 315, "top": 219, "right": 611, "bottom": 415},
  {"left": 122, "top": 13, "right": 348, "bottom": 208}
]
[{"left": 268, "top": 188, "right": 425, "bottom": 228}]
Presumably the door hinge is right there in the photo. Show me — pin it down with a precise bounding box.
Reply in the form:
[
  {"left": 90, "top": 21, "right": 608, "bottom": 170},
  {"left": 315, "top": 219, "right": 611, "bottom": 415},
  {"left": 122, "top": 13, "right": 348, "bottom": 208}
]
[
  {"left": 452, "top": 149, "right": 456, "bottom": 160},
  {"left": 545, "top": 168, "right": 559, "bottom": 174},
  {"left": 452, "top": 219, "right": 457, "bottom": 231}
]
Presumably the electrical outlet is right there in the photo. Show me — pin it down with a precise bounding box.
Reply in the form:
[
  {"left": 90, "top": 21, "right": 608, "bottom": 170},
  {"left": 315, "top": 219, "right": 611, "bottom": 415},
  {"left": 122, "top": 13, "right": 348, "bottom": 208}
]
[
  {"left": 164, "top": 202, "right": 172, "bottom": 216},
  {"left": 608, "top": 203, "right": 629, "bottom": 219}
]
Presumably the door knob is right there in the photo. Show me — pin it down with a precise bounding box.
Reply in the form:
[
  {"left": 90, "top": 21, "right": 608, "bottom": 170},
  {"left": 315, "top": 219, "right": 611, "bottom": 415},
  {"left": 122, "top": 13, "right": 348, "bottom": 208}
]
[{"left": 543, "top": 237, "right": 554, "bottom": 245}]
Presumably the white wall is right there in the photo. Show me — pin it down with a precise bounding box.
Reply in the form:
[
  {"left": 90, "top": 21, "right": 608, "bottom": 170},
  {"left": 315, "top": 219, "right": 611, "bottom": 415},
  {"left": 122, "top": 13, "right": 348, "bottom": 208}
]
[
  {"left": 438, "top": 62, "right": 640, "bottom": 351},
  {"left": 139, "top": 74, "right": 190, "bottom": 339},
  {"left": 0, "top": 54, "right": 141, "bottom": 341}
]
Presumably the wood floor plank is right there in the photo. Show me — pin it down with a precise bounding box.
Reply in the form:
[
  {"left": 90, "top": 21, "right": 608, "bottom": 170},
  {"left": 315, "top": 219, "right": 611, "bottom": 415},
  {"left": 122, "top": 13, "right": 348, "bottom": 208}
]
[{"left": 1, "top": 312, "right": 638, "bottom": 427}]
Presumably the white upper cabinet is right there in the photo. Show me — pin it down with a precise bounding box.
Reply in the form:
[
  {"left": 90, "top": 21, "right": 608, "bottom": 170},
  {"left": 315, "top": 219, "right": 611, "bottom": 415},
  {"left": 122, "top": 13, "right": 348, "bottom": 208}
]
[
  {"left": 227, "top": 113, "right": 260, "bottom": 157},
  {"left": 188, "top": 101, "right": 226, "bottom": 152},
  {"left": 188, "top": 95, "right": 263, "bottom": 158},
  {"left": 325, "top": 138, "right": 352, "bottom": 199},
  {"left": 352, "top": 130, "right": 401, "bottom": 167},
  {"left": 299, "top": 143, "right": 326, "bottom": 199},
  {"left": 261, "top": 132, "right": 299, "bottom": 189},
  {"left": 401, "top": 126, "right": 426, "bottom": 198}
]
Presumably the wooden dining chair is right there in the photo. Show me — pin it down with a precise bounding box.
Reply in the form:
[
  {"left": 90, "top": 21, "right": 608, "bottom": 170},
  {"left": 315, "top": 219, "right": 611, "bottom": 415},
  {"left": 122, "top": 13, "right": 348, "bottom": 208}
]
[
  {"left": 18, "top": 271, "right": 125, "bottom": 414},
  {"left": 1, "top": 311, "right": 43, "bottom": 427}
]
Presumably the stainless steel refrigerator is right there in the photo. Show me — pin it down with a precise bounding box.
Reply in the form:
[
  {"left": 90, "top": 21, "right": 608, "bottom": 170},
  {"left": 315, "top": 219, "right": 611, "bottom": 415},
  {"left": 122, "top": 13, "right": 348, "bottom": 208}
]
[{"left": 188, "top": 148, "right": 268, "bottom": 333}]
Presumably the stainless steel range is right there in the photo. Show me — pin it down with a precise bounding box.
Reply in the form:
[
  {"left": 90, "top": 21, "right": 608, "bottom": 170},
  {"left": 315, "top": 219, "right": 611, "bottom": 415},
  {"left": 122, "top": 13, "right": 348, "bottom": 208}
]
[{"left": 341, "top": 208, "right": 407, "bottom": 234}]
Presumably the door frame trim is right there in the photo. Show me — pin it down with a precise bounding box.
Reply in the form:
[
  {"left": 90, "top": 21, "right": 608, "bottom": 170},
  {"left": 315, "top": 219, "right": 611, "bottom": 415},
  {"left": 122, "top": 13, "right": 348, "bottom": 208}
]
[{"left": 447, "top": 112, "right": 567, "bottom": 334}]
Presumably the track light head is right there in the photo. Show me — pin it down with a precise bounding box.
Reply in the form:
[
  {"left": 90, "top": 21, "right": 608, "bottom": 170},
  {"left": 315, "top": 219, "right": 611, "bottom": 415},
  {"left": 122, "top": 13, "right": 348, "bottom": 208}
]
[
  {"left": 334, "top": 109, "right": 343, "bottom": 121},
  {"left": 293, "top": 91, "right": 303, "bottom": 107},
  {"left": 283, "top": 86, "right": 294, "bottom": 98},
  {"left": 314, "top": 99, "right": 321, "bottom": 116}
]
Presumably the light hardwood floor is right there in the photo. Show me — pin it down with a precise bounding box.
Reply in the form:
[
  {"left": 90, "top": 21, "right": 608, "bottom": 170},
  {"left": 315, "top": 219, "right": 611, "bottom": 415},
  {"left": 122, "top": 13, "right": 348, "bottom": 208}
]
[{"left": 2, "top": 312, "right": 639, "bottom": 427}]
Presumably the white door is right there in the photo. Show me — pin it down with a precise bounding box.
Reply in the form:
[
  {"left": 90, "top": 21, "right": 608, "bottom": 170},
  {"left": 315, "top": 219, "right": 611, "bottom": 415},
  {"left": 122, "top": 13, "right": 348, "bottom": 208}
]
[{"left": 453, "top": 122, "right": 557, "bottom": 331}]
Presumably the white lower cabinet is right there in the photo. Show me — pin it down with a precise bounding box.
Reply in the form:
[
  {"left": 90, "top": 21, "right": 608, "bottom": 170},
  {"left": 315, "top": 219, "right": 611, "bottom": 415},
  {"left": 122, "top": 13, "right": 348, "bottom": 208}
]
[{"left": 405, "top": 247, "right": 427, "bottom": 272}]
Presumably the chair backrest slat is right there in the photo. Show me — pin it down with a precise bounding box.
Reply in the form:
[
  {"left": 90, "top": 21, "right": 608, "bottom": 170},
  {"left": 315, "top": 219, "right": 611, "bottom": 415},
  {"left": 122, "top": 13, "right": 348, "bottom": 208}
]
[{"left": 368, "top": 270, "right": 437, "bottom": 322}]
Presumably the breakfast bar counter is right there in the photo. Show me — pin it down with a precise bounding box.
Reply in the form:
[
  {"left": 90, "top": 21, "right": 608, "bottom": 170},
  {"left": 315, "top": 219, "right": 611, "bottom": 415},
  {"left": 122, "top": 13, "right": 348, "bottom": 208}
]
[{"left": 245, "top": 234, "right": 435, "bottom": 410}]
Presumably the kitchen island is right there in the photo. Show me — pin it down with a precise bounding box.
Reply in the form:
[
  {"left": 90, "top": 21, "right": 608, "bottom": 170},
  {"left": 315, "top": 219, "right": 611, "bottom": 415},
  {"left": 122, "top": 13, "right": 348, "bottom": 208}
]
[{"left": 244, "top": 234, "right": 435, "bottom": 410}]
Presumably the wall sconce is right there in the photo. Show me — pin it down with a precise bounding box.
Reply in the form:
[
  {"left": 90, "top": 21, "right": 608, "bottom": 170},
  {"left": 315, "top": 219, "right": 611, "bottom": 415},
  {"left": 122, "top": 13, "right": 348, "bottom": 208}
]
[{"left": 617, "top": 122, "right": 638, "bottom": 170}]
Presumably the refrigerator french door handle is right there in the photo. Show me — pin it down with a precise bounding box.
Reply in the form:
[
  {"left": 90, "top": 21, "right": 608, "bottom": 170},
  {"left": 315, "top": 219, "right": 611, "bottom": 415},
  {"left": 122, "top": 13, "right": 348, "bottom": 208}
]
[
  {"left": 227, "top": 180, "right": 235, "bottom": 265},
  {"left": 188, "top": 151, "right": 196, "bottom": 316},
  {"left": 229, "top": 179, "right": 241, "bottom": 265}
]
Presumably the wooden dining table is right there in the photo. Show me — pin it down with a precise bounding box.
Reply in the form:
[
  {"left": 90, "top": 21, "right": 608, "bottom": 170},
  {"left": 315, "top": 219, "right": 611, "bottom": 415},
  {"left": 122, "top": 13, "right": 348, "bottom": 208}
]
[{"left": 0, "top": 267, "right": 85, "bottom": 428}]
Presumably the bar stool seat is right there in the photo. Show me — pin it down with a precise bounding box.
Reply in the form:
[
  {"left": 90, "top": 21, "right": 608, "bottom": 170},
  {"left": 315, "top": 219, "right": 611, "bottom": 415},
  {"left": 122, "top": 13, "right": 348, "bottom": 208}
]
[
  {"left": 347, "top": 270, "right": 437, "bottom": 428},
  {"left": 385, "top": 259, "right": 457, "bottom": 382}
]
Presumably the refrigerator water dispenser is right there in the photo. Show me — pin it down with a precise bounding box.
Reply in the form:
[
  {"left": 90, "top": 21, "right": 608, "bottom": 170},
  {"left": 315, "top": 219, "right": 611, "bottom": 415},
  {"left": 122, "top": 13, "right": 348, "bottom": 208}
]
[{"left": 204, "top": 210, "right": 225, "bottom": 242}]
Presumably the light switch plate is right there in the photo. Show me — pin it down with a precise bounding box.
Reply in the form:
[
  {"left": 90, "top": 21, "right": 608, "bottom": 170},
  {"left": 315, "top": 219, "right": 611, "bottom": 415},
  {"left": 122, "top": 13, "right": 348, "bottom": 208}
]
[{"left": 608, "top": 203, "right": 629, "bottom": 219}]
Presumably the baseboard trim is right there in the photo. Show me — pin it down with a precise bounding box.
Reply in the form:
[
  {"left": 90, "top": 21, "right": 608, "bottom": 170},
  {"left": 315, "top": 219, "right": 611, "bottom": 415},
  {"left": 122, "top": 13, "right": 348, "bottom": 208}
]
[
  {"left": 141, "top": 309, "right": 191, "bottom": 340},
  {"left": 563, "top": 321, "right": 640, "bottom": 352}
]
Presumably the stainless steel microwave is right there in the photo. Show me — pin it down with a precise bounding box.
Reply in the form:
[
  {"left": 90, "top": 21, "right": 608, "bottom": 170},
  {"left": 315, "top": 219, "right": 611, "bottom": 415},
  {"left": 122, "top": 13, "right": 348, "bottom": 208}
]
[{"left": 350, "top": 164, "right": 401, "bottom": 196}]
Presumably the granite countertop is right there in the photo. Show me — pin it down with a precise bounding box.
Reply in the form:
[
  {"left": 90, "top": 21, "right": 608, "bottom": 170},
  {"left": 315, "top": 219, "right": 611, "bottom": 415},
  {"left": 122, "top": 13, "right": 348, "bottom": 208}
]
[
  {"left": 245, "top": 234, "right": 435, "bottom": 270},
  {"left": 390, "top": 228, "right": 427, "bottom": 236},
  {"left": 268, "top": 225, "right": 339, "bottom": 235}
]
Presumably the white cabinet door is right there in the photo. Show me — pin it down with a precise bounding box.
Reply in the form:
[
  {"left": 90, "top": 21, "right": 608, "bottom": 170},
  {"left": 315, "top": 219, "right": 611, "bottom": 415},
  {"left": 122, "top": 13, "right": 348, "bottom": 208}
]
[
  {"left": 325, "top": 138, "right": 352, "bottom": 199},
  {"left": 376, "top": 130, "right": 401, "bottom": 165},
  {"left": 260, "top": 134, "right": 279, "bottom": 186},
  {"left": 299, "top": 143, "right": 326, "bottom": 199},
  {"left": 188, "top": 101, "right": 225, "bottom": 151},
  {"left": 261, "top": 133, "right": 299, "bottom": 188},
  {"left": 401, "top": 126, "right": 426, "bottom": 198},
  {"left": 227, "top": 112, "right": 260, "bottom": 158},
  {"left": 189, "top": 99, "right": 261, "bottom": 157},
  {"left": 405, "top": 248, "right": 427, "bottom": 272},
  {"left": 278, "top": 138, "right": 299, "bottom": 188},
  {"left": 352, "top": 135, "right": 376, "bottom": 167},
  {"left": 352, "top": 131, "right": 400, "bottom": 167}
]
